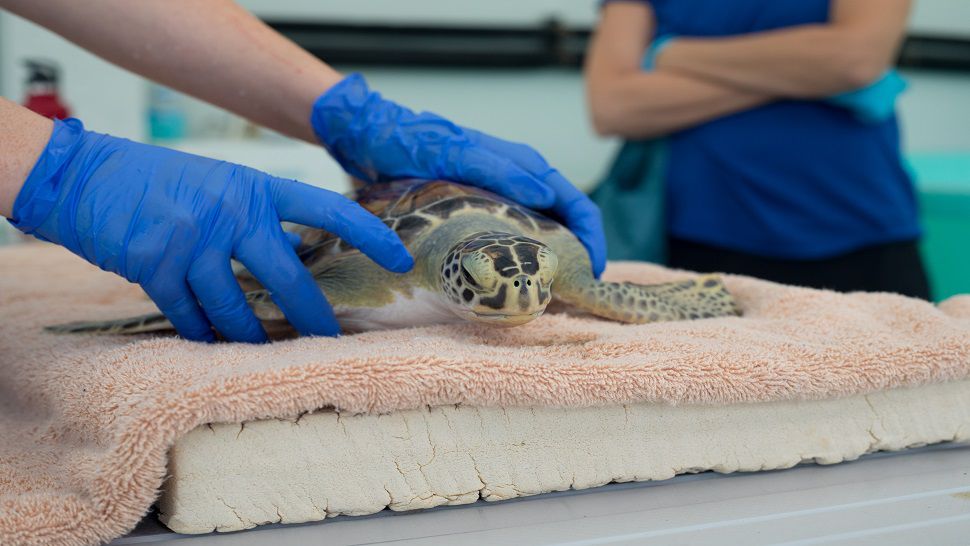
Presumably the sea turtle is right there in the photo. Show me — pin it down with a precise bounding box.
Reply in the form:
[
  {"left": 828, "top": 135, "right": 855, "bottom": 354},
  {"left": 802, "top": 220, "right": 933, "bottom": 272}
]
[{"left": 47, "top": 179, "right": 740, "bottom": 338}]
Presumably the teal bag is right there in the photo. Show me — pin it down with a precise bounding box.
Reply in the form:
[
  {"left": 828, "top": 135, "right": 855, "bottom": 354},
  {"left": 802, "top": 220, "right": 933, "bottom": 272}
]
[{"left": 589, "top": 138, "right": 670, "bottom": 264}]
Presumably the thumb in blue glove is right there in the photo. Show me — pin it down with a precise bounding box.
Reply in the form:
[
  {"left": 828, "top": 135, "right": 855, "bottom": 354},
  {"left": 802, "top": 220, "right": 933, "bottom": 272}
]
[
  {"left": 10, "top": 118, "right": 414, "bottom": 342},
  {"left": 310, "top": 73, "right": 608, "bottom": 278},
  {"left": 827, "top": 69, "right": 907, "bottom": 123}
]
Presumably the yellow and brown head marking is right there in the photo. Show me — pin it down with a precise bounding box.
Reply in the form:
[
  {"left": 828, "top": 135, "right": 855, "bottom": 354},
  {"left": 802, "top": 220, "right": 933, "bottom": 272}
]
[{"left": 440, "top": 231, "right": 558, "bottom": 326}]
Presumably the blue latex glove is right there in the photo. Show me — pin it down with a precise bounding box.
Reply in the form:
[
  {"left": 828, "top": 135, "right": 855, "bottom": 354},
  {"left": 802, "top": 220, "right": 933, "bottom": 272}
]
[
  {"left": 9, "top": 118, "right": 413, "bottom": 343},
  {"left": 310, "top": 73, "right": 607, "bottom": 278},
  {"left": 642, "top": 34, "right": 676, "bottom": 71},
  {"left": 827, "top": 70, "right": 907, "bottom": 123}
]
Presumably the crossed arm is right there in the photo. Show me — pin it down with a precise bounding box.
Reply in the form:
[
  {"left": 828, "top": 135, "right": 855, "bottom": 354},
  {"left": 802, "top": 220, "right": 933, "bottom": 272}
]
[{"left": 585, "top": 0, "right": 912, "bottom": 139}]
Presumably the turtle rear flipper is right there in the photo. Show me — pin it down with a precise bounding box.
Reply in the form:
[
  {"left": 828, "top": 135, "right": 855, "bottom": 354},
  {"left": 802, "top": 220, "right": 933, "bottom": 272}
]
[
  {"left": 46, "top": 289, "right": 293, "bottom": 338},
  {"left": 557, "top": 273, "right": 741, "bottom": 323},
  {"left": 46, "top": 312, "right": 174, "bottom": 335}
]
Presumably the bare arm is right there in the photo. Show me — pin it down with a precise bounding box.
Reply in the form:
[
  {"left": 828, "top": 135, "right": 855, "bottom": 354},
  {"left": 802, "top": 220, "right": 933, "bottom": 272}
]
[
  {"left": 656, "top": 0, "right": 912, "bottom": 97},
  {"left": 0, "top": 98, "right": 53, "bottom": 217},
  {"left": 584, "top": 2, "right": 771, "bottom": 139},
  {"left": 0, "top": 0, "right": 342, "bottom": 143}
]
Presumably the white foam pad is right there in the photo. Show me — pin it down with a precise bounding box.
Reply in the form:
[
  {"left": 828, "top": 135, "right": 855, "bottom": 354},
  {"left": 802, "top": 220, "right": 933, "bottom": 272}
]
[{"left": 158, "top": 380, "right": 970, "bottom": 534}]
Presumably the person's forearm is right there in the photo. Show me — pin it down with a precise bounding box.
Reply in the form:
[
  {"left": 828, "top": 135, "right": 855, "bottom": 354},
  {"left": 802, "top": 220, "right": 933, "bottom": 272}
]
[
  {"left": 657, "top": 27, "right": 875, "bottom": 97},
  {"left": 0, "top": 0, "right": 341, "bottom": 143},
  {"left": 584, "top": 2, "right": 770, "bottom": 139},
  {"left": 656, "top": 0, "right": 911, "bottom": 98},
  {"left": 587, "top": 70, "right": 770, "bottom": 139},
  {"left": 0, "top": 98, "right": 53, "bottom": 217}
]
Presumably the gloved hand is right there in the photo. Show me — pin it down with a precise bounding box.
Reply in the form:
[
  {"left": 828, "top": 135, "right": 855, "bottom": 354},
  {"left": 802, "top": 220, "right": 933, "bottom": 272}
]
[
  {"left": 826, "top": 69, "right": 907, "bottom": 123},
  {"left": 310, "top": 73, "right": 607, "bottom": 278},
  {"left": 9, "top": 118, "right": 413, "bottom": 342},
  {"left": 642, "top": 34, "right": 676, "bottom": 71}
]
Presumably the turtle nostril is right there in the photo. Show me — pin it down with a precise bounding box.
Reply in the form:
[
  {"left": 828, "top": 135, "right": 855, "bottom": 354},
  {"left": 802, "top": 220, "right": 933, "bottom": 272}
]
[{"left": 514, "top": 276, "right": 530, "bottom": 295}]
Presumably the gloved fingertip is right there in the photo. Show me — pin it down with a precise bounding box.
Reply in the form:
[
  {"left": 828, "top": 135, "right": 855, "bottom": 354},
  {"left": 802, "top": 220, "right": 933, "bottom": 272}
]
[
  {"left": 395, "top": 241, "right": 416, "bottom": 268},
  {"left": 593, "top": 261, "right": 606, "bottom": 280},
  {"left": 537, "top": 185, "right": 558, "bottom": 208},
  {"left": 386, "top": 252, "right": 415, "bottom": 274},
  {"left": 222, "top": 327, "right": 269, "bottom": 345},
  {"left": 285, "top": 231, "right": 302, "bottom": 249},
  {"left": 590, "top": 251, "right": 605, "bottom": 279},
  {"left": 515, "top": 180, "right": 556, "bottom": 210},
  {"left": 576, "top": 232, "right": 607, "bottom": 279},
  {"left": 286, "top": 294, "right": 342, "bottom": 339},
  {"left": 362, "top": 233, "right": 414, "bottom": 273},
  {"left": 536, "top": 177, "right": 558, "bottom": 202},
  {"left": 179, "top": 328, "right": 216, "bottom": 343},
  {"left": 302, "top": 321, "right": 342, "bottom": 338}
]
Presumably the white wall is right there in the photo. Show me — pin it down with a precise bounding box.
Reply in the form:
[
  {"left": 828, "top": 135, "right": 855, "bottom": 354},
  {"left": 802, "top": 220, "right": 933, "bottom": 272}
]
[
  {"left": 897, "top": 70, "right": 970, "bottom": 153},
  {"left": 909, "top": 1, "right": 970, "bottom": 37},
  {"left": 1, "top": 1, "right": 968, "bottom": 195},
  {"left": 0, "top": 10, "right": 148, "bottom": 138},
  {"left": 237, "top": 0, "right": 970, "bottom": 36},
  {"left": 237, "top": 0, "right": 598, "bottom": 26}
]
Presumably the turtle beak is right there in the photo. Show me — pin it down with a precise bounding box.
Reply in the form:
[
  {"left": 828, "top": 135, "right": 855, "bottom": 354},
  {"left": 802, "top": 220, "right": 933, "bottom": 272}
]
[{"left": 465, "top": 310, "right": 544, "bottom": 327}]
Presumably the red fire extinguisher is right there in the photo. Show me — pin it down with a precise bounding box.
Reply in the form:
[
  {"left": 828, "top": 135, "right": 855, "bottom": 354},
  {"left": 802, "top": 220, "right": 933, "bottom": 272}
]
[{"left": 22, "top": 59, "right": 72, "bottom": 120}]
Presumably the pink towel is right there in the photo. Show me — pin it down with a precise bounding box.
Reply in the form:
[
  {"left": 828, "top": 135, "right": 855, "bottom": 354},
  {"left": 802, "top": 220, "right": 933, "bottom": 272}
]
[{"left": 2, "top": 243, "right": 969, "bottom": 546}]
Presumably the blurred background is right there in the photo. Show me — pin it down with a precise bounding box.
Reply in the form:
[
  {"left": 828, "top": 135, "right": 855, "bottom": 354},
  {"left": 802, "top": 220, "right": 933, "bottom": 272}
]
[{"left": 1, "top": 0, "right": 968, "bottom": 298}]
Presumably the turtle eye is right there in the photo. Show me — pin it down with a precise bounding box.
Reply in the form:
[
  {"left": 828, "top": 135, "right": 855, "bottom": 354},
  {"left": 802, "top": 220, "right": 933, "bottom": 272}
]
[
  {"left": 460, "top": 253, "right": 498, "bottom": 291},
  {"left": 460, "top": 265, "right": 480, "bottom": 289}
]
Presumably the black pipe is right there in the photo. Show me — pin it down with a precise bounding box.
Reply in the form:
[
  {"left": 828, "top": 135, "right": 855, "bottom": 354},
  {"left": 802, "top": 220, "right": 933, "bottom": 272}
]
[{"left": 266, "top": 19, "right": 970, "bottom": 72}]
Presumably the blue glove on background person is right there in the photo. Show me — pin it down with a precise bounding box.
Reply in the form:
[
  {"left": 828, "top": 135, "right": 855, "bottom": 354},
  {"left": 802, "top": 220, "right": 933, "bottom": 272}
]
[
  {"left": 642, "top": 34, "right": 676, "bottom": 71},
  {"left": 310, "top": 73, "right": 607, "bottom": 278},
  {"left": 9, "top": 118, "right": 413, "bottom": 343},
  {"left": 828, "top": 70, "right": 907, "bottom": 123}
]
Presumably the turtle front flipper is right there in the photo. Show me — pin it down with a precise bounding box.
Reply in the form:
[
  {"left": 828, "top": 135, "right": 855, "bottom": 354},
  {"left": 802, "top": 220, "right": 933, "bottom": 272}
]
[
  {"left": 557, "top": 274, "right": 740, "bottom": 323},
  {"left": 541, "top": 229, "right": 741, "bottom": 324}
]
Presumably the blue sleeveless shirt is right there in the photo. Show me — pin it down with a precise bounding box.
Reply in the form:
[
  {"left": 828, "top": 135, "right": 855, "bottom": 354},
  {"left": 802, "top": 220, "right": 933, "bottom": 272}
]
[{"left": 642, "top": 0, "right": 920, "bottom": 259}]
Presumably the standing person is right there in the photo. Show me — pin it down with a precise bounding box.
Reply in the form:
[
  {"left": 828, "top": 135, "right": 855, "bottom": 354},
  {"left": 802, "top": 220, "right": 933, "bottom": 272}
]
[
  {"left": 586, "top": 0, "right": 931, "bottom": 299},
  {"left": 0, "top": 0, "right": 606, "bottom": 343}
]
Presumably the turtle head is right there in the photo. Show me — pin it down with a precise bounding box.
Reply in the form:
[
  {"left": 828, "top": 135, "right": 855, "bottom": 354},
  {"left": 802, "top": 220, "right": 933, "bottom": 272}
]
[{"left": 440, "top": 232, "right": 558, "bottom": 327}]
